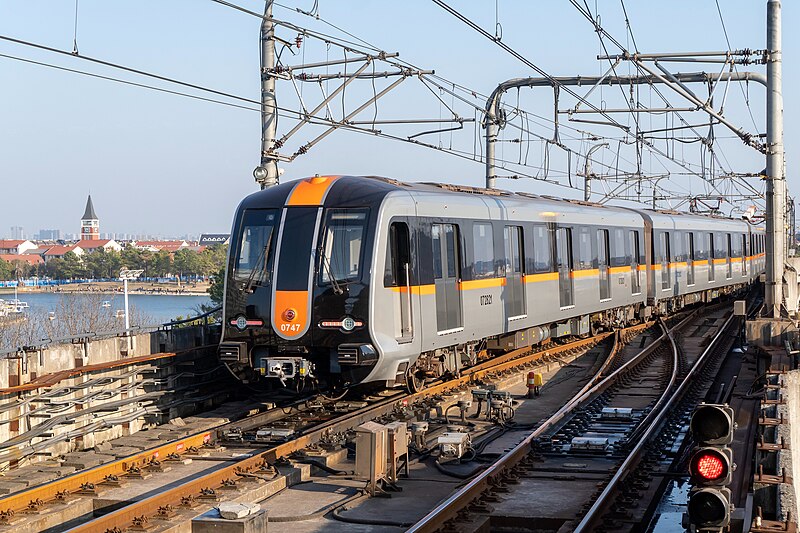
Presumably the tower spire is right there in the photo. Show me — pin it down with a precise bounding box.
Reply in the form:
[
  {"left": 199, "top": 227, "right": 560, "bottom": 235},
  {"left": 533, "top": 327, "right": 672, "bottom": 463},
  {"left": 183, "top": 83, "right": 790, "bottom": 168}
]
[{"left": 80, "top": 194, "right": 99, "bottom": 241}]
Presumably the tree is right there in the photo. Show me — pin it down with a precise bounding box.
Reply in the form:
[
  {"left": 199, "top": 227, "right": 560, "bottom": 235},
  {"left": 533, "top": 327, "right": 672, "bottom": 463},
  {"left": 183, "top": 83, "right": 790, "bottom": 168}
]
[
  {"left": 61, "top": 251, "right": 85, "bottom": 279},
  {"left": 83, "top": 249, "right": 122, "bottom": 279},
  {"left": 200, "top": 244, "right": 228, "bottom": 277},
  {"left": 0, "top": 259, "right": 13, "bottom": 281},
  {"left": 150, "top": 250, "right": 172, "bottom": 277},
  {"left": 173, "top": 249, "right": 201, "bottom": 281},
  {"left": 208, "top": 267, "right": 225, "bottom": 305}
]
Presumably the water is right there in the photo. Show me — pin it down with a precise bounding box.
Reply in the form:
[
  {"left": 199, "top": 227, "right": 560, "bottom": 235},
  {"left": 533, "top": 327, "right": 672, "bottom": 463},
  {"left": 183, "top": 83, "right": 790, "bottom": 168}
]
[{"left": 7, "top": 292, "right": 213, "bottom": 326}]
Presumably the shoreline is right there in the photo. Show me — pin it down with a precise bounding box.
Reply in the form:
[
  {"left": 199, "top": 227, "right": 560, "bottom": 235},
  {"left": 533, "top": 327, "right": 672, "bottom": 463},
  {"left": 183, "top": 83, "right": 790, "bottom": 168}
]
[
  {"left": 0, "top": 282, "right": 212, "bottom": 298},
  {"left": 0, "top": 289, "right": 209, "bottom": 297}
]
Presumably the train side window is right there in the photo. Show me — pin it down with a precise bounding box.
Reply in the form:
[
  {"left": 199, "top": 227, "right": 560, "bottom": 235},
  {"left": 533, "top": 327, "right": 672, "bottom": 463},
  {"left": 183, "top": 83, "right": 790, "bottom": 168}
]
[
  {"left": 629, "top": 230, "right": 641, "bottom": 294},
  {"left": 577, "top": 226, "right": 593, "bottom": 270},
  {"left": 384, "top": 221, "right": 410, "bottom": 287},
  {"left": 472, "top": 223, "right": 495, "bottom": 279},
  {"left": 611, "top": 228, "right": 626, "bottom": 267},
  {"left": 532, "top": 224, "right": 552, "bottom": 272},
  {"left": 715, "top": 232, "right": 727, "bottom": 259}
]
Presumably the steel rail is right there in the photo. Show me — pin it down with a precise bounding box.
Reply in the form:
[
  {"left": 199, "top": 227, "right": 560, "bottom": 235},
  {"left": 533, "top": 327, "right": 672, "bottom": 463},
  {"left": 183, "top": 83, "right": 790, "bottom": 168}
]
[
  {"left": 60, "top": 330, "right": 626, "bottom": 532},
  {"left": 574, "top": 311, "right": 736, "bottom": 531},
  {"left": 407, "top": 309, "right": 703, "bottom": 532}
]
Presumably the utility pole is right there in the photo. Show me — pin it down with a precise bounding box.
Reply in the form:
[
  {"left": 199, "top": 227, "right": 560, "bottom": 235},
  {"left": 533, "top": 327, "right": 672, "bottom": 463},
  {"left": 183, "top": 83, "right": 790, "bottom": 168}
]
[
  {"left": 765, "top": 0, "right": 785, "bottom": 318},
  {"left": 253, "top": 0, "right": 279, "bottom": 189},
  {"left": 583, "top": 143, "right": 608, "bottom": 201}
]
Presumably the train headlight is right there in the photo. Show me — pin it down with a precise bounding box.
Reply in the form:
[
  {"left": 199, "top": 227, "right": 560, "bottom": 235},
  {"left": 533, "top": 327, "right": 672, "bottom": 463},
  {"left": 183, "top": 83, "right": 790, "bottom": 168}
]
[
  {"left": 341, "top": 316, "right": 356, "bottom": 331},
  {"left": 235, "top": 315, "right": 248, "bottom": 331}
]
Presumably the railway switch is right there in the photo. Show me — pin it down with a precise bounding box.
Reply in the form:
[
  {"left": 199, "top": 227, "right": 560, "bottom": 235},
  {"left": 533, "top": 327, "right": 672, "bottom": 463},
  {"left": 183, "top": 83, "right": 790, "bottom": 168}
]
[{"left": 685, "top": 403, "right": 736, "bottom": 532}]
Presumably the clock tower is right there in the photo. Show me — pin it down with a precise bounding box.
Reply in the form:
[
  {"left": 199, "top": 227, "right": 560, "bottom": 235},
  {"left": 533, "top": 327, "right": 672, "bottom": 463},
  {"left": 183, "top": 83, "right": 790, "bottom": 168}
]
[{"left": 80, "top": 195, "right": 99, "bottom": 241}]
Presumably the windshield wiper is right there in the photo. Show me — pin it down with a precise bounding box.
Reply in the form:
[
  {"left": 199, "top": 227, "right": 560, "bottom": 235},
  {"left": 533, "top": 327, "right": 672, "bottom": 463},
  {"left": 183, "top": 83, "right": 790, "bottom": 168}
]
[
  {"left": 320, "top": 250, "right": 344, "bottom": 295},
  {"left": 243, "top": 239, "right": 272, "bottom": 293}
]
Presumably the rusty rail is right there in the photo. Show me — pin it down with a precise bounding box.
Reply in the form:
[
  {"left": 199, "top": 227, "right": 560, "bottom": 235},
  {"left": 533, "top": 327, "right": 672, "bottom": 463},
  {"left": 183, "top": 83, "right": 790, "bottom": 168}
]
[{"left": 58, "top": 329, "right": 631, "bottom": 532}]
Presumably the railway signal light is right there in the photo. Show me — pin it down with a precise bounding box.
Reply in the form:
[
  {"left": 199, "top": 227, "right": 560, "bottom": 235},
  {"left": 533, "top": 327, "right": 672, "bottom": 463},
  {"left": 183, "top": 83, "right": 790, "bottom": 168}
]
[{"left": 685, "top": 403, "right": 736, "bottom": 532}]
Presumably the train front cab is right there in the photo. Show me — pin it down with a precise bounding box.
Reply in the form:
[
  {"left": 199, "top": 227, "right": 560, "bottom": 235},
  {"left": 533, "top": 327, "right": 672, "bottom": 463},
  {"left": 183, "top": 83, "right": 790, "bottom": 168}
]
[{"left": 218, "top": 175, "right": 397, "bottom": 390}]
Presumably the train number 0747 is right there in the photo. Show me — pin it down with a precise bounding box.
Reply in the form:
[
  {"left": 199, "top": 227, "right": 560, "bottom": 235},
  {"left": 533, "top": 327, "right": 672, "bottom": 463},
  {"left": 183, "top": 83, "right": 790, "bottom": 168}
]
[{"left": 280, "top": 323, "right": 301, "bottom": 332}]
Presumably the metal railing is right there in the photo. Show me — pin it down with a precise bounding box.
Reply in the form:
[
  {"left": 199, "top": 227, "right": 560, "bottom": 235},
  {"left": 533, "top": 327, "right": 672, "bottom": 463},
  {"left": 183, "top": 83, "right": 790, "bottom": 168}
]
[{"left": 0, "top": 305, "right": 222, "bottom": 359}]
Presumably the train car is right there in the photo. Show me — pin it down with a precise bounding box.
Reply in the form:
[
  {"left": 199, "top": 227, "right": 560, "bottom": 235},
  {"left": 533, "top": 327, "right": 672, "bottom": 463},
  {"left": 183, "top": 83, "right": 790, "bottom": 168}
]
[
  {"left": 639, "top": 210, "right": 753, "bottom": 314},
  {"left": 218, "top": 175, "right": 762, "bottom": 392}
]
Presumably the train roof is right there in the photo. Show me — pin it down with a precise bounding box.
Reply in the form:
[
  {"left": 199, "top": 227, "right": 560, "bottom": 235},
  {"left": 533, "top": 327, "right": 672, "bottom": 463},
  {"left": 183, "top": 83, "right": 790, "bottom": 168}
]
[{"left": 241, "top": 175, "right": 755, "bottom": 229}]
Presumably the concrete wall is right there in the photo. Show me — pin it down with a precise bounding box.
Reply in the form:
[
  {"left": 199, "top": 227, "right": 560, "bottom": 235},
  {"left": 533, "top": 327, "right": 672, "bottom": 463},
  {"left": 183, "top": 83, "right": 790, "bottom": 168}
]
[
  {"left": 783, "top": 371, "right": 800, "bottom": 520},
  {"left": 0, "top": 325, "right": 224, "bottom": 468}
]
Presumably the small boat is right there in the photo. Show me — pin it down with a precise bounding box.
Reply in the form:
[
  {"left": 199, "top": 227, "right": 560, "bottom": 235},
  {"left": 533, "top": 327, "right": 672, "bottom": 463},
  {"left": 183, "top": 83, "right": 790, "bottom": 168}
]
[
  {"left": 101, "top": 301, "right": 111, "bottom": 308},
  {"left": 48, "top": 311, "right": 56, "bottom": 321}
]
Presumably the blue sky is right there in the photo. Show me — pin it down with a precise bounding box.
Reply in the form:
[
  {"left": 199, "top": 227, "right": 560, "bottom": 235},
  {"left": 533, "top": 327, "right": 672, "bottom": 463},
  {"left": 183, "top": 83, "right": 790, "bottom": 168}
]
[{"left": 0, "top": 1, "right": 794, "bottom": 237}]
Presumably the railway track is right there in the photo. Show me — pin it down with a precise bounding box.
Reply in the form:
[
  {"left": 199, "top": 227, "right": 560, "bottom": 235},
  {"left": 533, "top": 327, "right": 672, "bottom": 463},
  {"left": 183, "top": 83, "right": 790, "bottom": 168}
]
[
  {"left": 0, "top": 323, "right": 643, "bottom": 532},
  {"left": 408, "top": 301, "right": 743, "bottom": 532}
]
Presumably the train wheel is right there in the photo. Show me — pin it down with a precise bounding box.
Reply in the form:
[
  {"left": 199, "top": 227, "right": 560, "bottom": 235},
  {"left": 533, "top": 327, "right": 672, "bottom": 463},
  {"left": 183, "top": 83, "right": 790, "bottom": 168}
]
[{"left": 405, "top": 366, "right": 425, "bottom": 394}]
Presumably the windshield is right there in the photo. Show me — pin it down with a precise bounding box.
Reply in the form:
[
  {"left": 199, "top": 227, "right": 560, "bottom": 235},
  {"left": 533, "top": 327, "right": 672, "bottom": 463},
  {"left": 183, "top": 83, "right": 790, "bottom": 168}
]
[
  {"left": 320, "top": 209, "right": 368, "bottom": 285},
  {"left": 234, "top": 209, "right": 277, "bottom": 284}
]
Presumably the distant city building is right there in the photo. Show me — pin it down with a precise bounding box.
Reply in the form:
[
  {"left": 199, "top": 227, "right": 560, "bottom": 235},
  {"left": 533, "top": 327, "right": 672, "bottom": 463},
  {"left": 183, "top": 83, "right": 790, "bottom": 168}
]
[
  {"left": 80, "top": 195, "right": 100, "bottom": 241},
  {"left": 37, "top": 229, "right": 61, "bottom": 241},
  {"left": 199, "top": 234, "right": 230, "bottom": 246},
  {"left": 10, "top": 226, "right": 24, "bottom": 240}
]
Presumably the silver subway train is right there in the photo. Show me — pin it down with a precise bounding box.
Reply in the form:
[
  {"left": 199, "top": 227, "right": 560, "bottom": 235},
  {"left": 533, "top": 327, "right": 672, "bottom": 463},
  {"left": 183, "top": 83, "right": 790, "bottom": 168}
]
[{"left": 218, "top": 175, "right": 765, "bottom": 392}]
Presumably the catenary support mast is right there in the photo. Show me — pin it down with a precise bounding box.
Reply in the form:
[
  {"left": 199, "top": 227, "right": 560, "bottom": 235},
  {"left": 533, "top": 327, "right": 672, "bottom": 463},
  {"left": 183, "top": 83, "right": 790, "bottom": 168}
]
[
  {"left": 255, "top": 0, "right": 279, "bottom": 189},
  {"left": 765, "top": 0, "right": 785, "bottom": 318}
]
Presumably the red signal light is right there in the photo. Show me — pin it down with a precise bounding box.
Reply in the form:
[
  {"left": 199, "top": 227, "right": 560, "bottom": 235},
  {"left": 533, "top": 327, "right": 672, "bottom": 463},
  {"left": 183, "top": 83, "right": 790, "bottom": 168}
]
[
  {"left": 696, "top": 453, "right": 725, "bottom": 480},
  {"left": 690, "top": 448, "right": 730, "bottom": 485}
]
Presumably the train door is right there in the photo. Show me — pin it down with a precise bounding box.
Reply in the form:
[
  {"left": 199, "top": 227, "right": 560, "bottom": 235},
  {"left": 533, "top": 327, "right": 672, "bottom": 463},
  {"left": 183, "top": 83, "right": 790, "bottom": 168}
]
[
  {"left": 504, "top": 225, "right": 526, "bottom": 318},
  {"left": 708, "top": 233, "right": 715, "bottom": 282},
  {"left": 630, "top": 230, "right": 641, "bottom": 294},
  {"left": 742, "top": 234, "right": 748, "bottom": 276},
  {"left": 726, "top": 234, "right": 733, "bottom": 279},
  {"left": 597, "top": 229, "right": 611, "bottom": 300},
  {"left": 432, "top": 223, "right": 462, "bottom": 333},
  {"left": 660, "top": 232, "right": 671, "bottom": 290},
  {"left": 687, "top": 232, "right": 696, "bottom": 285},
  {"left": 387, "top": 221, "right": 413, "bottom": 342},
  {"left": 556, "top": 227, "right": 574, "bottom": 308}
]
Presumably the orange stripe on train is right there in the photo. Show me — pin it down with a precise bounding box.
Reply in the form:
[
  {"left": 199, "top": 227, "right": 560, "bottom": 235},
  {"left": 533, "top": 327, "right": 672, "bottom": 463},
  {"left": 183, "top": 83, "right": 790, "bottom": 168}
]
[{"left": 286, "top": 176, "right": 339, "bottom": 206}]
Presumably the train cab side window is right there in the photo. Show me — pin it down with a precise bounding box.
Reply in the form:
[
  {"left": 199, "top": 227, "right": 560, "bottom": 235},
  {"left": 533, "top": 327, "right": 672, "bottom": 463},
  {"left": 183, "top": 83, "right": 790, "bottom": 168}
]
[
  {"left": 472, "top": 223, "right": 495, "bottom": 279},
  {"left": 384, "top": 222, "right": 411, "bottom": 287},
  {"left": 532, "top": 224, "right": 552, "bottom": 273}
]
